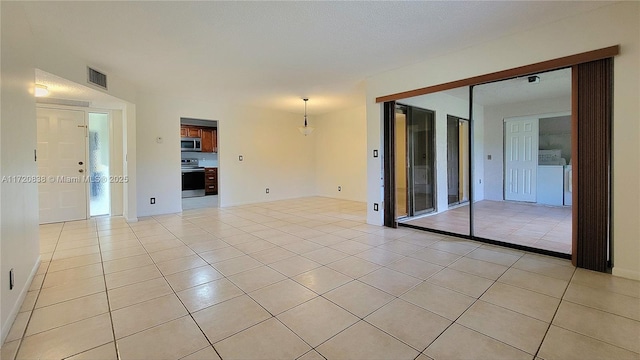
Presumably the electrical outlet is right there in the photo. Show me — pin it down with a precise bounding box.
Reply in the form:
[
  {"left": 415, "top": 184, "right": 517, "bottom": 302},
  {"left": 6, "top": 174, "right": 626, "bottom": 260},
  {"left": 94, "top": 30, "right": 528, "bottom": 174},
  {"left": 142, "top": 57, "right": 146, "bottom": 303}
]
[
  {"left": 265, "top": 188, "right": 269, "bottom": 194},
  {"left": 338, "top": 186, "right": 341, "bottom": 192},
  {"left": 9, "top": 268, "right": 14, "bottom": 290},
  {"left": 239, "top": 155, "right": 243, "bottom": 161},
  {"left": 150, "top": 197, "right": 156, "bottom": 204},
  {"left": 373, "top": 203, "right": 379, "bottom": 211}
]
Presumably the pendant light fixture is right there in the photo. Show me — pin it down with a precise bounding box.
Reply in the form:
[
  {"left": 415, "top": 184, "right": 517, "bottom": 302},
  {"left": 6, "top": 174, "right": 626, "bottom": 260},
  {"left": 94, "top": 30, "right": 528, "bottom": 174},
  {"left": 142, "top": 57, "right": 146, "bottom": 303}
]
[{"left": 298, "top": 98, "right": 314, "bottom": 136}]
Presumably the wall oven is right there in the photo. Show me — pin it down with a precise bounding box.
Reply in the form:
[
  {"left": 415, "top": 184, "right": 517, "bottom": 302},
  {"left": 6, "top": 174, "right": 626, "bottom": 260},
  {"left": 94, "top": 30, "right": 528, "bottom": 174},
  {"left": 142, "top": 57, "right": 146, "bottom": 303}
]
[
  {"left": 181, "top": 159, "right": 205, "bottom": 197},
  {"left": 181, "top": 137, "right": 202, "bottom": 152}
]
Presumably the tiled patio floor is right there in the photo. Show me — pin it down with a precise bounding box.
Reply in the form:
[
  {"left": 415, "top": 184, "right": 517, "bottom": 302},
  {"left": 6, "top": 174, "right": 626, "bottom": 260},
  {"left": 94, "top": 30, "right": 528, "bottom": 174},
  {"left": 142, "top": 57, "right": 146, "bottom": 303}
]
[{"left": 402, "top": 200, "right": 572, "bottom": 254}]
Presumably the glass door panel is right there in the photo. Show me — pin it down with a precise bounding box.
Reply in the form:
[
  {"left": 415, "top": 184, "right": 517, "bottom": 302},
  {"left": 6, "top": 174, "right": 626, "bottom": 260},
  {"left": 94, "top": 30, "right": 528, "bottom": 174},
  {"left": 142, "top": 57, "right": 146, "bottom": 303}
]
[
  {"left": 394, "top": 89, "right": 470, "bottom": 236},
  {"left": 408, "top": 107, "right": 435, "bottom": 215},
  {"left": 88, "top": 112, "right": 110, "bottom": 216},
  {"left": 471, "top": 68, "right": 572, "bottom": 254},
  {"left": 395, "top": 109, "right": 408, "bottom": 218}
]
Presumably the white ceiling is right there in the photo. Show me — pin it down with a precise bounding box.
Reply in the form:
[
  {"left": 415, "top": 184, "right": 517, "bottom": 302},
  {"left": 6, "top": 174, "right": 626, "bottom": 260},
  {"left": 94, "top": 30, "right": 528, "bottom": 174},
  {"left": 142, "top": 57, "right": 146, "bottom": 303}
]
[
  {"left": 23, "top": 1, "right": 609, "bottom": 115},
  {"left": 442, "top": 67, "right": 571, "bottom": 106}
]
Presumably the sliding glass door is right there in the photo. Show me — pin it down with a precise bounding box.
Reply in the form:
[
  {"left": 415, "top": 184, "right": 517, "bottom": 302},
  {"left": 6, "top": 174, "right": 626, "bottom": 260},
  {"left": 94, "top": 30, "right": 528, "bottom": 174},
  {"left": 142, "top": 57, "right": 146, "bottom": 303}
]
[
  {"left": 395, "top": 104, "right": 436, "bottom": 218},
  {"left": 382, "top": 48, "right": 618, "bottom": 270},
  {"left": 385, "top": 69, "right": 575, "bottom": 255}
]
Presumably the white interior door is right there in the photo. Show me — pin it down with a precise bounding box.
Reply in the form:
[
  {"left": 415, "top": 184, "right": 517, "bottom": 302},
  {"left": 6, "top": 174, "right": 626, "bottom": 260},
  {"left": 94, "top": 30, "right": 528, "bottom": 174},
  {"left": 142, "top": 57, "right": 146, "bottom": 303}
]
[
  {"left": 37, "top": 107, "right": 88, "bottom": 224},
  {"left": 504, "top": 117, "right": 538, "bottom": 202}
]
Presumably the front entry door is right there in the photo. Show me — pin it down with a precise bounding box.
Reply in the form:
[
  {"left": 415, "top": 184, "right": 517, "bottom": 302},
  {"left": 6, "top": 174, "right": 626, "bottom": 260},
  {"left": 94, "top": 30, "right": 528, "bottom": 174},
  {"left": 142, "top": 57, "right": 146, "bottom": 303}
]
[
  {"left": 37, "top": 107, "right": 88, "bottom": 224},
  {"left": 504, "top": 117, "right": 538, "bottom": 202}
]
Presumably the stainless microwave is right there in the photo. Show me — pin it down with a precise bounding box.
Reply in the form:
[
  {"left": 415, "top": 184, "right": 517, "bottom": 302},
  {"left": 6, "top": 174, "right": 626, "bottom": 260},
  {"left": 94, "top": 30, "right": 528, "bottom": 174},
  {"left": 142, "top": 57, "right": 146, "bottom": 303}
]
[{"left": 181, "top": 137, "right": 202, "bottom": 152}]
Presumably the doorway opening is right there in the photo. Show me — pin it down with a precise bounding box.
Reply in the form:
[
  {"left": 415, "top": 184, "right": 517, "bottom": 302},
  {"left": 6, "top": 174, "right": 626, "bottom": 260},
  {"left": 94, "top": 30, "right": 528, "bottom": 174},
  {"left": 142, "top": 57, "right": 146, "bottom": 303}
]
[
  {"left": 37, "top": 108, "right": 115, "bottom": 223},
  {"left": 180, "top": 118, "right": 219, "bottom": 210},
  {"left": 35, "top": 68, "right": 134, "bottom": 224}
]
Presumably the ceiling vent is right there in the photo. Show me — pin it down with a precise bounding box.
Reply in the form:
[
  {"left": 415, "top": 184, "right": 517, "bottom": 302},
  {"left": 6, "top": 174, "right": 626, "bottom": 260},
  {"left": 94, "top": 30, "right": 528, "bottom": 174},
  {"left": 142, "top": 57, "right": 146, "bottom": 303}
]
[{"left": 87, "top": 66, "right": 108, "bottom": 90}]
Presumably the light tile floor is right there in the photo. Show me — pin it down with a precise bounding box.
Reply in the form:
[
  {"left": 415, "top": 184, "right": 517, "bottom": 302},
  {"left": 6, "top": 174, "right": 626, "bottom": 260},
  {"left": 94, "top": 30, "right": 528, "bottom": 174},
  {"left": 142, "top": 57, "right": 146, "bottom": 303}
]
[
  {"left": 3, "top": 197, "right": 638, "bottom": 360},
  {"left": 403, "top": 200, "right": 572, "bottom": 254}
]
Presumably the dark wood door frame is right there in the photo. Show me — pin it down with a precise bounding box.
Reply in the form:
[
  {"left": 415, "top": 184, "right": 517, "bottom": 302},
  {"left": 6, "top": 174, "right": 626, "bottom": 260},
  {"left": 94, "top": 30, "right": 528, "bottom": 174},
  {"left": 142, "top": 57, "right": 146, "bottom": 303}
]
[
  {"left": 383, "top": 101, "right": 397, "bottom": 228},
  {"left": 376, "top": 46, "right": 619, "bottom": 103}
]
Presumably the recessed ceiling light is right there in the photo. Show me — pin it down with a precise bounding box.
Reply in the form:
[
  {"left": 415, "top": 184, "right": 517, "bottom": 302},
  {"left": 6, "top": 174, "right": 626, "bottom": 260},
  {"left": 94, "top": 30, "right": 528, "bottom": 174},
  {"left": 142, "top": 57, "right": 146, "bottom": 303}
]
[{"left": 35, "top": 84, "right": 49, "bottom": 97}]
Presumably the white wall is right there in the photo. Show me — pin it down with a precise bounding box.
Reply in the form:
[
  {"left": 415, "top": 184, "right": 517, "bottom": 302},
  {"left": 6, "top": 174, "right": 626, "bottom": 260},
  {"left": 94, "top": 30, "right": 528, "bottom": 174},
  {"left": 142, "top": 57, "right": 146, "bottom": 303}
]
[
  {"left": 314, "top": 105, "right": 367, "bottom": 202},
  {"left": 0, "top": 2, "right": 140, "bottom": 340},
  {"left": 0, "top": 2, "right": 41, "bottom": 343},
  {"left": 483, "top": 96, "right": 571, "bottom": 201},
  {"left": 366, "top": 2, "right": 640, "bottom": 279},
  {"left": 136, "top": 93, "right": 317, "bottom": 215},
  {"left": 122, "top": 104, "right": 137, "bottom": 222},
  {"left": 110, "top": 109, "right": 124, "bottom": 216},
  {"left": 473, "top": 102, "right": 485, "bottom": 203}
]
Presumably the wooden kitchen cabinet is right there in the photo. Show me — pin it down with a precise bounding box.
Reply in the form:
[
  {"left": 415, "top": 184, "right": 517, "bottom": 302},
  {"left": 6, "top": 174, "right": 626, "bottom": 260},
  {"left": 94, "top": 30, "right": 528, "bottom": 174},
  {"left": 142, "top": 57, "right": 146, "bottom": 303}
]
[
  {"left": 181, "top": 125, "right": 217, "bottom": 153},
  {"left": 201, "top": 128, "right": 218, "bottom": 153},
  {"left": 204, "top": 167, "right": 218, "bottom": 195},
  {"left": 181, "top": 126, "right": 201, "bottom": 138},
  {"left": 212, "top": 128, "right": 217, "bottom": 152}
]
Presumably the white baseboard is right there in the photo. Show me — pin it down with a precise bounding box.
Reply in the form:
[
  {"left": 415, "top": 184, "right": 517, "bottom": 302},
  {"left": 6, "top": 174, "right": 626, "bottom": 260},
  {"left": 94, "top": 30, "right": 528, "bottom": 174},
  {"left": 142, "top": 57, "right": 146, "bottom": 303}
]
[
  {"left": 1, "top": 256, "right": 41, "bottom": 345},
  {"left": 125, "top": 216, "right": 138, "bottom": 223},
  {"left": 612, "top": 266, "right": 640, "bottom": 281}
]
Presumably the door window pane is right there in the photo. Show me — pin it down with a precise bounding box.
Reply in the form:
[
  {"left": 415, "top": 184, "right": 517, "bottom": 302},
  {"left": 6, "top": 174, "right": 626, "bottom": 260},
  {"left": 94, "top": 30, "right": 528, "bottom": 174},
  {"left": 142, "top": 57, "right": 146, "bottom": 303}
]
[{"left": 88, "top": 113, "right": 110, "bottom": 216}]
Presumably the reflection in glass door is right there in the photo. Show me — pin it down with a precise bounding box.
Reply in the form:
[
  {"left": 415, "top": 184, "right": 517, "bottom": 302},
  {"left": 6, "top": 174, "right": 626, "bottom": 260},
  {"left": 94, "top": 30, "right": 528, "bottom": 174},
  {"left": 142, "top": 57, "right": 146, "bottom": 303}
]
[
  {"left": 396, "top": 104, "right": 435, "bottom": 218},
  {"left": 395, "top": 109, "right": 408, "bottom": 218},
  {"left": 447, "top": 116, "right": 470, "bottom": 206}
]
